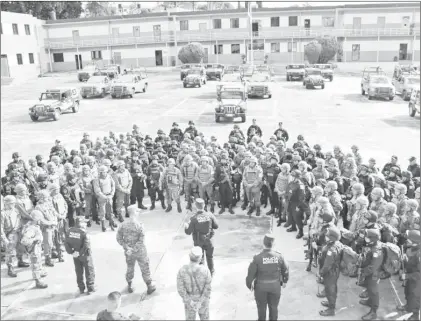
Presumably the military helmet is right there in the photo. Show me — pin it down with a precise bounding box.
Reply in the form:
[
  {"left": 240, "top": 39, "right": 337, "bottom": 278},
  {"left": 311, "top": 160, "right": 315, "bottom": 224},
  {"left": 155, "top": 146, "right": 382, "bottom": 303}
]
[
  {"left": 297, "top": 134, "right": 304, "bottom": 141},
  {"left": 269, "top": 154, "right": 279, "bottom": 162},
  {"left": 249, "top": 156, "right": 258, "bottom": 164},
  {"left": 200, "top": 156, "right": 209, "bottom": 163},
  {"left": 395, "top": 183, "right": 407, "bottom": 194},
  {"left": 385, "top": 202, "right": 397, "bottom": 214},
  {"left": 390, "top": 166, "right": 401, "bottom": 175},
  {"left": 280, "top": 163, "right": 290, "bottom": 171},
  {"left": 365, "top": 210, "right": 378, "bottom": 223},
  {"left": 322, "top": 211, "right": 334, "bottom": 223},
  {"left": 328, "top": 158, "right": 338, "bottom": 167},
  {"left": 326, "top": 226, "right": 341, "bottom": 241},
  {"left": 369, "top": 157, "right": 376, "bottom": 164},
  {"left": 244, "top": 151, "right": 252, "bottom": 158},
  {"left": 406, "top": 230, "right": 421, "bottom": 244},
  {"left": 318, "top": 196, "right": 329, "bottom": 205},
  {"left": 4, "top": 195, "right": 17, "bottom": 204},
  {"left": 356, "top": 196, "right": 369, "bottom": 207},
  {"left": 407, "top": 199, "right": 419, "bottom": 210},
  {"left": 316, "top": 158, "right": 325, "bottom": 165},
  {"left": 73, "top": 156, "right": 82, "bottom": 163},
  {"left": 311, "top": 186, "right": 324, "bottom": 196},
  {"left": 37, "top": 173, "right": 48, "bottom": 182},
  {"left": 326, "top": 181, "right": 338, "bottom": 191},
  {"left": 401, "top": 170, "right": 412, "bottom": 179},
  {"left": 290, "top": 169, "right": 301, "bottom": 178},
  {"left": 351, "top": 145, "right": 359, "bottom": 151},
  {"left": 313, "top": 144, "right": 321, "bottom": 150},
  {"left": 184, "top": 155, "right": 193, "bottom": 162},
  {"left": 366, "top": 228, "right": 380, "bottom": 242},
  {"left": 157, "top": 129, "right": 164, "bottom": 135},
  {"left": 116, "top": 160, "right": 125, "bottom": 167},
  {"left": 14, "top": 183, "right": 27, "bottom": 193},
  {"left": 352, "top": 183, "right": 365, "bottom": 194},
  {"left": 30, "top": 209, "right": 45, "bottom": 223},
  {"left": 36, "top": 190, "right": 50, "bottom": 201},
  {"left": 168, "top": 158, "right": 176, "bottom": 165},
  {"left": 102, "top": 159, "right": 112, "bottom": 166},
  {"left": 292, "top": 155, "right": 302, "bottom": 161},
  {"left": 371, "top": 187, "right": 385, "bottom": 198}
]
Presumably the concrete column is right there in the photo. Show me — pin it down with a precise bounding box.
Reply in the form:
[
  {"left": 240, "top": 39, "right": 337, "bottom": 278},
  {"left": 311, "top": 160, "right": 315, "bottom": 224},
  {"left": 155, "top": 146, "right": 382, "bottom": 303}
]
[
  {"left": 48, "top": 47, "right": 53, "bottom": 72},
  {"left": 343, "top": 37, "right": 347, "bottom": 62},
  {"left": 377, "top": 33, "right": 380, "bottom": 62},
  {"left": 166, "top": 42, "right": 169, "bottom": 67},
  {"left": 135, "top": 43, "right": 139, "bottom": 67},
  {"left": 173, "top": 16, "right": 178, "bottom": 66}
]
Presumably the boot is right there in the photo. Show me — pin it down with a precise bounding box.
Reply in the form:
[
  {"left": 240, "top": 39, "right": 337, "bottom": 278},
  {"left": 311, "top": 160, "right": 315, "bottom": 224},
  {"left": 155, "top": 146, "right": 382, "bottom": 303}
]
[
  {"left": 287, "top": 227, "right": 297, "bottom": 232},
  {"left": 296, "top": 228, "right": 304, "bottom": 239},
  {"left": 219, "top": 206, "right": 225, "bottom": 215},
  {"left": 306, "top": 263, "right": 311, "bottom": 272},
  {"left": 361, "top": 310, "right": 377, "bottom": 321},
  {"left": 186, "top": 202, "right": 192, "bottom": 211},
  {"left": 247, "top": 206, "right": 255, "bottom": 216},
  {"left": 408, "top": 313, "right": 420, "bottom": 321},
  {"left": 277, "top": 219, "right": 282, "bottom": 227},
  {"left": 51, "top": 251, "right": 58, "bottom": 259},
  {"left": 241, "top": 202, "right": 248, "bottom": 210},
  {"left": 125, "top": 211, "right": 130, "bottom": 218},
  {"left": 40, "top": 270, "right": 48, "bottom": 278},
  {"left": 147, "top": 282, "right": 156, "bottom": 295},
  {"left": 101, "top": 220, "right": 107, "bottom": 232},
  {"left": 321, "top": 301, "right": 329, "bottom": 307},
  {"left": 87, "top": 219, "right": 92, "bottom": 227},
  {"left": 204, "top": 204, "right": 208, "bottom": 212},
  {"left": 256, "top": 207, "right": 261, "bottom": 217},
  {"left": 96, "top": 219, "right": 101, "bottom": 225},
  {"left": 109, "top": 218, "right": 115, "bottom": 231},
  {"left": 319, "top": 308, "right": 335, "bottom": 317},
  {"left": 266, "top": 208, "right": 275, "bottom": 216},
  {"left": 150, "top": 201, "right": 155, "bottom": 210},
  {"left": 210, "top": 203, "right": 215, "bottom": 213},
  {"left": 138, "top": 200, "right": 147, "bottom": 210},
  {"left": 128, "top": 281, "right": 134, "bottom": 293},
  {"left": 228, "top": 205, "right": 235, "bottom": 214},
  {"left": 359, "top": 299, "right": 371, "bottom": 307},
  {"left": 45, "top": 256, "right": 55, "bottom": 267},
  {"left": 7, "top": 264, "right": 17, "bottom": 277},
  {"left": 396, "top": 304, "right": 408, "bottom": 312},
  {"left": 35, "top": 279, "right": 48, "bottom": 289},
  {"left": 177, "top": 203, "right": 182, "bottom": 213},
  {"left": 161, "top": 199, "right": 166, "bottom": 210},
  {"left": 359, "top": 289, "right": 368, "bottom": 299},
  {"left": 279, "top": 216, "right": 286, "bottom": 223},
  {"left": 283, "top": 223, "right": 291, "bottom": 228},
  {"left": 317, "top": 289, "right": 326, "bottom": 298},
  {"left": 118, "top": 214, "right": 124, "bottom": 223},
  {"left": 87, "top": 288, "right": 96, "bottom": 295},
  {"left": 18, "top": 258, "right": 30, "bottom": 268},
  {"left": 165, "top": 204, "right": 172, "bottom": 212}
]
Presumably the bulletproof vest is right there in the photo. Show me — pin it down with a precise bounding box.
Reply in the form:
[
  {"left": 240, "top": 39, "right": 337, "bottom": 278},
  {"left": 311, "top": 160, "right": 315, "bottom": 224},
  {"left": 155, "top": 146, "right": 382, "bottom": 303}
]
[
  {"left": 198, "top": 165, "right": 212, "bottom": 183},
  {"left": 166, "top": 168, "right": 179, "bottom": 185},
  {"left": 244, "top": 166, "right": 258, "bottom": 184},
  {"left": 266, "top": 165, "right": 279, "bottom": 184},
  {"left": 232, "top": 168, "right": 242, "bottom": 183},
  {"left": 65, "top": 227, "right": 86, "bottom": 251},
  {"left": 97, "top": 176, "right": 113, "bottom": 195},
  {"left": 255, "top": 250, "right": 283, "bottom": 283},
  {"left": 193, "top": 212, "right": 213, "bottom": 244},
  {"left": 149, "top": 164, "right": 161, "bottom": 181},
  {"left": 145, "top": 143, "right": 154, "bottom": 154}
]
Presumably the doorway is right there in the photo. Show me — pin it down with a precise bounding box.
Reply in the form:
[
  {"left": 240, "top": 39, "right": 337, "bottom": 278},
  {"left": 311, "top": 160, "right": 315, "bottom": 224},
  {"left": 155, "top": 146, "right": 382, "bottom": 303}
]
[
  {"left": 252, "top": 22, "right": 259, "bottom": 36},
  {"left": 1, "top": 54, "right": 10, "bottom": 77},
  {"left": 399, "top": 43, "right": 408, "bottom": 60},
  {"left": 155, "top": 50, "right": 163, "bottom": 66},
  {"left": 113, "top": 52, "right": 121, "bottom": 65},
  {"left": 75, "top": 54, "right": 82, "bottom": 70},
  {"left": 304, "top": 19, "right": 310, "bottom": 35}
]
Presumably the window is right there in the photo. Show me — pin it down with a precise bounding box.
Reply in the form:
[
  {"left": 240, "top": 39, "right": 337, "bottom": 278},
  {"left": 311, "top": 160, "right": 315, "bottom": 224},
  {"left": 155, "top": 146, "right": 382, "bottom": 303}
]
[
  {"left": 288, "top": 16, "right": 298, "bottom": 27},
  {"left": 322, "top": 17, "right": 334, "bottom": 27},
  {"left": 180, "top": 20, "right": 189, "bottom": 30},
  {"left": 16, "top": 54, "right": 23, "bottom": 65},
  {"left": 271, "top": 43, "right": 280, "bottom": 53},
  {"left": 271, "top": 17, "right": 280, "bottom": 27},
  {"left": 214, "top": 44, "right": 223, "bottom": 54},
  {"left": 53, "top": 53, "right": 64, "bottom": 63},
  {"left": 231, "top": 44, "right": 240, "bottom": 54},
  {"left": 137, "top": 4, "right": 141, "bottom": 8},
  {"left": 213, "top": 19, "right": 222, "bottom": 29},
  {"left": 287, "top": 42, "right": 297, "bottom": 52},
  {"left": 91, "top": 51, "right": 102, "bottom": 60},
  {"left": 230, "top": 18, "right": 239, "bottom": 28},
  {"left": 12, "top": 23, "right": 18, "bottom": 35},
  {"left": 24, "top": 24, "right": 30, "bottom": 35},
  {"left": 28, "top": 53, "right": 34, "bottom": 64}
]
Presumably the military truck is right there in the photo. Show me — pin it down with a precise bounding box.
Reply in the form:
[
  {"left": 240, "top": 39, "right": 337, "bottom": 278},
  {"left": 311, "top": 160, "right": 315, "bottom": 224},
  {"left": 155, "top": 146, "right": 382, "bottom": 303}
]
[{"left": 215, "top": 85, "right": 247, "bottom": 123}]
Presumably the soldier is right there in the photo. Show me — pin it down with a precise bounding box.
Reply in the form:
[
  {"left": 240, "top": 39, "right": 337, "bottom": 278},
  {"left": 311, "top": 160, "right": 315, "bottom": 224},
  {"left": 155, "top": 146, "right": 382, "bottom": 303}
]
[
  {"left": 243, "top": 156, "right": 263, "bottom": 216},
  {"left": 346, "top": 183, "right": 365, "bottom": 229},
  {"left": 399, "top": 200, "right": 420, "bottom": 235},
  {"left": 61, "top": 173, "right": 85, "bottom": 228},
  {"left": 185, "top": 198, "right": 219, "bottom": 276},
  {"left": 369, "top": 188, "right": 387, "bottom": 220},
  {"left": 27, "top": 158, "right": 46, "bottom": 186},
  {"left": 367, "top": 158, "right": 379, "bottom": 175},
  {"left": 401, "top": 170, "right": 416, "bottom": 198},
  {"left": 378, "top": 202, "right": 400, "bottom": 228},
  {"left": 79, "top": 144, "right": 90, "bottom": 165},
  {"left": 130, "top": 166, "right": 147, "bottom": 210},
  {"left": 36, "top": 173, "right": 50, "bottom": 192},
  {"left": 351, "top": 145, "right": 363, "bottom": 168},
  {"left": 393, "top": 183, "right": 409, "bottom": 217},
  {"left": 49, "top": 184, "right": 67, "bottom": 262},
  {"left": 184, "top": 120, "right": 199, "bottom": 138},
  {"left": 349, "top": 196, "right": 370, "bottom": 233},
  {"left": 325, "top": 181, "right": 343, "bottom": 223},
  {"left": 93, "top": 165, "right": 116, "bottom": 232},
  {"left": 397, "top": 230, "right": 420, "bottom": 321},
  {"left": 273, "top": 122, "right": 289, "bottom": 142},
  {"left": 358, "top": 165, "right": 374, "bottom": 197},
  {"left": 181, "top": 155, "right": 199, "bottom": 211},
  {"left": 247, "top": 118, "right": 263, "bottom": 137},
  {"left": 46, "top": 162, "right": 60, "bottom": 187},
  {"left": 1, "top": 195, "right": 30, "bottom": 277},
  {"left": 64, "top": 217, "right": 96, "bottom": 295},
  {"left": 60, "top": 163, "right": 74, "bottom": 187},
  {"left": 160, "top": 158, "right": 183, "bottom": 213},
  {"left": 14, "top": 183, "right": 34, "bottom": 225},
  {"left": 274, "top": 163, "right": 291, "bottom": 225},
  {"left": 113, "top": 160, "right": 132, "bottom": 222},
  {"left": 285, "top": 170, "right": 310, "bottom": 239},
  {"left": 116, "top": 205, "right": 156, "bottom": 294},
  {"left": 408, "top": 156, "right": 420, "bottom": 179},
  {"left": 146, "top": 156, "right": 166, "bottom": 210},
  {"left": 80, "top": 165, "right": 95, "bottom": 225},
  {"left": 382, "top": 155, "right": 400, "bottom": 177},
  {"left": 35, "top": 190, "right": 58, "bottom": 267},
  {"left": 214, "top": 153, "right": 235, "bottom": 215},
  {"left": 359, "top": 229, "right": 384, "bottom": 321},
  {"left": 80, "top": 132, "right": 93, "bottom": 149},
  {"left": 20, "top": 209, "right": 48, "bottom": 289},
  {"left": 72, "top": 157, "right": 83, "bottom": 178},
  {"left": 342, "top": 157, "right": 358, "bottom": 179},
  {"left": 317, "top": 226, "right": 342, "bottom": 316},
  {"left": 246, "top": 233, "right": 289, "bottom": 321},
  {"left": 265, "top": 154, "right": 281, "bottom": 216},
  {"left": 196, "top": 156, "right": 215, "bottom": 213},
  {"left": 8, "top": 152, "right": 28, "bottom": 173}
]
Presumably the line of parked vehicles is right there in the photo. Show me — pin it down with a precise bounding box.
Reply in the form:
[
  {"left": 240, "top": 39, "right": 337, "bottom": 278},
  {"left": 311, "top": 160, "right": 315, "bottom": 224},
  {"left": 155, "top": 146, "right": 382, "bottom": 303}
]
[{"left": 28, "top": 64, "right": 149, "bottom": 122}]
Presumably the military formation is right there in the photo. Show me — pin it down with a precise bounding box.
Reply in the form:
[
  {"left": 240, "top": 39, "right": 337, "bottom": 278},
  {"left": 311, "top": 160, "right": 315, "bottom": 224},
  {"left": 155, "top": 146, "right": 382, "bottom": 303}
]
[{"left": 1, "top": 118, "right": 420, "bottom": 320}]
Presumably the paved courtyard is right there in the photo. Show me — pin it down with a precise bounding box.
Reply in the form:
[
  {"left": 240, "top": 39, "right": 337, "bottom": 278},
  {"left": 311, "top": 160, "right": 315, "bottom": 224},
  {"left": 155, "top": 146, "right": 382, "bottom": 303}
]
[{"left": 1, "top": 70, "right": 419, "bottom": 320}]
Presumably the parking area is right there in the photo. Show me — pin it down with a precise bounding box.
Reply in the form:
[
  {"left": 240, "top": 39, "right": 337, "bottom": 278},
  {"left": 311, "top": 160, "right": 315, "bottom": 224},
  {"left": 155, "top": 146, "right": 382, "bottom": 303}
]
[{"left": 1, "top": 70, "right": 419, "bottom": 320}]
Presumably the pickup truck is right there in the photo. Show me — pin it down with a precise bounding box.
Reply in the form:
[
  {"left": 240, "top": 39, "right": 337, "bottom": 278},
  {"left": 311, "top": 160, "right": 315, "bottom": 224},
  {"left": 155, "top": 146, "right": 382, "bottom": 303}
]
[
  {"left": 392, "top": 74, "right": 420, "bottom": 101},
  {"left": 216, "top": 73, "right": 247, "bottom": 99},
  {"left": 180, "top": 63, "right": 202, "bottom": 80},
  {"left": 286, "top": 64, "right": 306, "bottom": 81},
  {"left": 362, "top": 75, "right": 395, "bottom": 100},
  {"left": 111, "top": 74, "right": 147, "bottom": 98},
  {"left": 205, "top": 63, "right": 224, "bottom": 80},
  {"left": 312, "top": 64, "right": 334, "bottom": 81},
  {"left": 247, "top": 73, "right": 272, "bottom": 98},
  {"left": 80, "top": 75, "right": 111, "bottom": 98}
]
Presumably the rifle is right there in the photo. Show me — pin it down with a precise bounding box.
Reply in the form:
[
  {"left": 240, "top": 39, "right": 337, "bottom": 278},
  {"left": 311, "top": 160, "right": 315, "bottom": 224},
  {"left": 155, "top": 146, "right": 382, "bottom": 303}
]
[
  {"left": 356, "top": 251, "right": 365, "bottom": 286},
  {"left": 400, "top": 245, "right": 407, "bottom": 287}
]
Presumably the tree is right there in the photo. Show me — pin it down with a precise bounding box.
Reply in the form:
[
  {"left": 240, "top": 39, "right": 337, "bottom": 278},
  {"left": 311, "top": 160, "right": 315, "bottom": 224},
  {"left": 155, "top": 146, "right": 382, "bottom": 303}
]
[
  {"left": 178, "top": 42, "right": 205, "bottom": 64},
  {"left": 316, "top": 36, "right": 340, "bottom": 63},
  {"left": 0, "top": 1, "right": 83, "bottom": 19},
  {"left": 84, "top": 2, "right": 115, "bottom": 17},
  {"left": 304, "top": 40, "right": 322, "bottom": 64}
]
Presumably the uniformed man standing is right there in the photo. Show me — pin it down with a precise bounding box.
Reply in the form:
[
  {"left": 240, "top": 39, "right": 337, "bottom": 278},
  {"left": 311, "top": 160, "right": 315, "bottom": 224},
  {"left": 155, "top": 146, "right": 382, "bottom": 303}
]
[
  {"left": 160, "top": 158, "right": 183, "bottom": 213},
  {"left": 113, "top": 160, "right": 132, "bottom": 222},
  {"left": 246, "top": 234, "right": 289, "bottom": 321},
  {"left": 359, "top": 229, "right": 384, "bottom": 320},
  {"left": 286, "top": 170, "right": 310, "bottom": 239},
  {"left": 64, "top": 216, "right": 96, "bottom": 295},
  {"left": 243, "top": 156, "right": 263, "bottom": 216},
  {"left": 317, "top": 226, "right": 342, "bottom": 316},
  {"left": 185, "top": 198, "right": 219, "bottom": 276},
  {"left": 177, "top": 246, "right": 213, "bottom": 321},
  {"left": 116, "top": 205, "right": 156, "bottom": 295},
  {"left": 146, "top": 155, "right": 166, "bottom": 210},
  {"left": 93, "top": 165, "right": 116, "bottom": 232}
]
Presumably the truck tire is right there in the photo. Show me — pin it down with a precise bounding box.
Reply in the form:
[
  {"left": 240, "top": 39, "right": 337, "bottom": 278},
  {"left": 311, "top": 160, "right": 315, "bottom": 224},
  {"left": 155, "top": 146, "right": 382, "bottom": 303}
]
[
  {"left": 143, "top": 84, "right": 148, "bottom": 93},
  {"left": 389, "top": 96, "right": 394, "bottom": 101},
  {"left": 183, "top": 83, "right": 187, "bottom": 88},
  {"left": 30, "top": 115, "right": 39, "bottom": 122},
  {"left": 321, "top": 84, "right": 325, "bottom": 89},
  {"left": 72, "top": 101, "right": 79, "bottom": 113},
  {"left": 361, "top": 88, "right": 365, "bottom": 95},
  {"left": 330, "top": 76, "right": 333, "bottom": 82},
  {"left": 368, "top": 95, "right": 373, "bottom": 100},
  {"left": 53, "top": 109, "right": 61, "bottom": 121},
  {"left": 409, "top": 104, "right": 416, "bottom": 117},
  {"left": 215, "top": 115, "right": 220, "bottom": 123},
  {"left": 111, "top": 94, "right": 116, "bottom": 99},
  {"left": 198, "top": 81, "right": 202, "bottom": 88},
  {"left": 241, "top": 115, "right": 246, "bottom": 123},
  {"left": 82, "top": 95, "right": 87, "bottom": 99},
  {"left": 305, "top": 84, "right": 311, "bottom": 89},
  {"left": 286, "top": 76, "right": 290, "bottom": 82}
]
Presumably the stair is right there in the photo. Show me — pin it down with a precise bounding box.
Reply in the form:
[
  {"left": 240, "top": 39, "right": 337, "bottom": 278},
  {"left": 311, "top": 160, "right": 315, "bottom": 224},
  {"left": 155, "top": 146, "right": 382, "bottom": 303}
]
[{"left": 1, "top": 77, "right": 14, "bottom": 86}]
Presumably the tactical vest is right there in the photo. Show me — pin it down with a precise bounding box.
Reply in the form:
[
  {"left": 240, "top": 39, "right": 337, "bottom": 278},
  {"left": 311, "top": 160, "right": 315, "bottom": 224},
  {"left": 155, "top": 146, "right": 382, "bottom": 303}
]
[
  {"left": 149, "top": 164, "right": 161, "bottom": 182},
  {"left": 166, "top": 168, "right": 179, "bottom": 186},
  {"left": 98, "top": 176, "right": 113, "bottom": 195},
  {"left": 198, "top": 165, "right": 212, "bottom": 183},
  {"left": 244, "top": 166, "right": 259, "bottom": 184},
  {"left": 183, "top": 164, "right": 196, "bottom": 180},
  {"left": 66, "top": 227, "right": 85, "bottom": 251}
]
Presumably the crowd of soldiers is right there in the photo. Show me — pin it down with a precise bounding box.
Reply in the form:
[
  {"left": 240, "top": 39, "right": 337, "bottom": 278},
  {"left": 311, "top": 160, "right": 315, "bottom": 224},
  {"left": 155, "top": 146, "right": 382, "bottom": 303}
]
[{"left": 1, "top": 118, "right": 420, "bottom": 320}]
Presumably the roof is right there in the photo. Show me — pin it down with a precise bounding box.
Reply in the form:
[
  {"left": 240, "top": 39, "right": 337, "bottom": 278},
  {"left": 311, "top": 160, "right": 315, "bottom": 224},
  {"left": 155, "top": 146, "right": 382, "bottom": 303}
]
[{"left": 43, "top": 2, "right": 420, "bottom": 24}]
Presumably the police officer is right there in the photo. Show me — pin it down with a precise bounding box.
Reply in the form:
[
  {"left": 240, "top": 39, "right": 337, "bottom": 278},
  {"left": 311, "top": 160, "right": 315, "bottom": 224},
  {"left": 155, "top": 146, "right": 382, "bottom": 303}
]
[
  {"left": 146, "top": 155, "right": 166, "bottom": 210},
  {"left": 246, "top": 234, "right": 289, "bottom": 321},
  {"left": 64, "top": 216, "right": 96, "bottom": 295},
  {"left": 286, "top": 170, "right": 309, "bottom": 239},
  {"left": 317, "top": 226, "right": 342, "bottom": 316},
  {"left": 116, "top": 205, "right": 156, "bottom": 295},
  {"left": 184, "top": 198, "right": 218, "bottom": 276},
  {"left": 359, "top": 229, "right": 384, "bottom": 320}
]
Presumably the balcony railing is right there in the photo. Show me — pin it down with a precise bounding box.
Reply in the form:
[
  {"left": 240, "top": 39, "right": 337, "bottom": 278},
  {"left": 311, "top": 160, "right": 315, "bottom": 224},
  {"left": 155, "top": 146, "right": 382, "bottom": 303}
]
[{"left": 45, "top": 27, "right": 420, "bottom": 49}]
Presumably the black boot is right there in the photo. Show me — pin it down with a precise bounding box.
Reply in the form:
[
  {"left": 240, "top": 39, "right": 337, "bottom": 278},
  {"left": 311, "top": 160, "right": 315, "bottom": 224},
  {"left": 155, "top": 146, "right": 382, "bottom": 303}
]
[
  {"left": 361, "top": 310, "right": 377, "bottom": 321},
  {"left": 359, "top": 299, "right": 371, "bottom": 307},
  {"left": 228, "top": 205, "right": 235, "bottom": 214},
  {"left": 7, "top": 264, "right": 17, "bottom": 277},
  {"left": 287, "top": 226, "right": 297, "bottom": 232},
  {"left": 241, "top": 201, "right": 248, "bottom": 210},
  {"left": 96, "top": 218, "right": 101, "bottom": 224},
  {"left": 210, "top": 203, "right": 215, "bottom": 213},
  {"left": 35, "top": 279, "right": 48, "bottom": 289},
  {"left": 150, "top": 201, "right": 155, "bottom": 210},
  {"left": 277, "top": 219, "right": 282, "bottom": 227},
  {"left": 118, "top": 214, "right": 124, "bottom": 223},
  {"left": 101, "top": 220, "right": 107, "bottom": 232},
  {"left": 138, "top": 200, "right": 147, "bottom": 210},
  {"left": 146, "top": 282, "right": 156, "bottom": 295},
  {"left": 87, "top": 219, "right": 92, "bottom": 227},
  {"left": 359, "top": 289, "right": 368, "bottom": 299},
  {"left": 219, "top": 206, "right": 225, "bottom": 215},
  {"left": 165, "top": 204, "right": 172, "bottom": 213},
  {"left": 266, "top": 208, "right": 275, "bottom": 216},
  {"left": 319, "top": 308, "right": 335, "bottom": 316},
  {"left": 128, "top": 281, "right": 134, "bottom": 293},
  {"left": 284, "top": 223, "right": 291, "bottom": 228},
  {"left": 306, "top": 263, "right": 311, "bottom": 272},
  {"left": 247, "top": 206, "right": 255, "bottom": 216},
  {"left": 177, "top": 202, "right": 182, "bottom": 213},
  {"left": 45, "top": 256, "right": 54, "bottom": 267},
  {"left": 109, "top": 218, "right": 115, "bottom": 231},
  {"left": 256, "top": 207, "right": 261, "bottom": 217},
  {"left": 18, "top": 258, "right": 30, "bottom": 268},
  {"left": 296, "top": 228, "right": 304, "bottom": 239},
  {"left": 161, "top": 199, "right": 166, "bottom": 210},
  {"left": 186, "top": 202, "right": 192, "bottom": 211},
  {"left": 204, "top": 204, "right": 208, "bottom": 212}
]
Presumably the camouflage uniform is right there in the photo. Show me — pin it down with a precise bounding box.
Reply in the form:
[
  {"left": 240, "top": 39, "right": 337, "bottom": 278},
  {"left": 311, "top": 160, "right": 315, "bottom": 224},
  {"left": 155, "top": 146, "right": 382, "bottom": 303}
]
[
  {"left": 177, "top": 263, "right": 212, "bottom": 320},
  {"left": 51, "top": 192, "right": 68, "bottom": 261},
  {"left": 20, "top": 222, "right": 46, "bottom": 281},
  {"left": 116, "top": 219, "right": 153, "bottom": 287},
  {"left": 113, "top": 167, "right": 133, "bottom": 219},
  {"left": 1, "top": 203, "right": 23, "bottom": 268},
  {"left": 35, "top": 199, "right": 58, "bottom": 264},
  {"left": 160, "top": 165, "right": 183, "bottom": 207},
  {"left": 92, "top": 174, "right": 115, "bottom": 221}
]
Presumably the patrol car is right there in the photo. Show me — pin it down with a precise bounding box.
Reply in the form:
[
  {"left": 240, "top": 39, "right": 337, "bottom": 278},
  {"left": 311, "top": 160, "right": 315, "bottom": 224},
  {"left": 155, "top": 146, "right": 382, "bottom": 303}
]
[
  {"left": 29, "top": 87, "right": 81, "bottom": 121},
  {"left": 215, "top": 85, "right": 247, "bottom": 123}
]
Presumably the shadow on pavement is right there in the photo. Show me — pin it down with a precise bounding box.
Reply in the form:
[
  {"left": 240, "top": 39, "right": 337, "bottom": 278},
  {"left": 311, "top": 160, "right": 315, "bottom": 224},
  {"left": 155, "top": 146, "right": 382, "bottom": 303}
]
[
  {"left": 189, "top": 93, "right": 215, "bottom": 100},
  {"left": 382, "top": 115, "right": 421, "bottom": 130},
  {"left": 341, "top": 93, "right": 404, "bottom": 105}
]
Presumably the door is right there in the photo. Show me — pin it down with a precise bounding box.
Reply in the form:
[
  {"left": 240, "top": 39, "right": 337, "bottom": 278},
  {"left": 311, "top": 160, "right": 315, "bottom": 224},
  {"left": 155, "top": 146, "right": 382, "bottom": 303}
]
[
  {"left": 74, "top": 54, "right": 82, "bottom": 70},
  {"left": 113, "top": 52, "right": 121, "bottom": 65},
  {"left": 155, "top": 50, "right": 163, "bottom": 66},
  {"left": 402, "top": 16, "right": 410, "bottom": 28},
  {"left": 304, "top": 19, "right": 310, "bottom": 35},
  {"left": 252, "top": 22, "right": 259, "bottom": 36},
  {"left": 204, "top": 48, "right": 209, "bottom": 63},
  {"left": 153, "top": 25, "right": 161, "bottom": 42},
  {"left": 352, "top": 44, "right": 360, "bottom": 61},
  {"left": 72, "top": 30, "right": 80, "bottom": 45},
  {"left": 399, "top": 43, "right": 408, "bottom": 60},
  {"left": 1, "top": 55, "right": 10, "bottom": 77},
  {"left": 353, "top": 17, "right": 361, "bottom": 35}
]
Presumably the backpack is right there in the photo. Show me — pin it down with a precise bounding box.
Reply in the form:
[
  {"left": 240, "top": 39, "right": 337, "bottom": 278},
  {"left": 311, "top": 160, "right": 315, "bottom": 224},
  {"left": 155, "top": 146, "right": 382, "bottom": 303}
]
[
  {"left": 339, "top": 244, "right": 359, "bottom": 277},
  {"left": 340, "top": 228, "right": 355, "bottom": 247},
  {"left": 379, "top": 242, "right": 402, "bottom": 279}
]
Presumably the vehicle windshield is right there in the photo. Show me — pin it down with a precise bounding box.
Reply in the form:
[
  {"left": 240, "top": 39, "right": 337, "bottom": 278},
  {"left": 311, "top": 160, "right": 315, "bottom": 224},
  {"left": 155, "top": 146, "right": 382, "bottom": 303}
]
[
  {"left": 40, "top": 92, "right": 61, "bottom": 101},
  {"left": 227, "top": 66, "right": 240, "bottom": 71},
  {"left": 220, "top": 91, "right": 244, "bottom": 99},
  {"left": 307, "top": 70, "right": 322, "bottom": 76},
  {"left": 207, "top": 64, "right": 221, "bottom": 68},
  {"left": 314, "top": 65, "right": 331, "bottom": 69},
  {"left": 407, "top": 77, "right": 420, "bottom": 84},
  {"left": 188, "top": 69, "right": 201, "bottom": 75},
  {"left": 114, "top": 75, "right": 133, "bottom": 83},
  {"left": 256, "top": 66, "right": 268, "bottom": 71},
  {"left": 370, "top": 77, "right": 389, "bottom": 84},
  {"left": 181, "top": 65, "right": 191, "bottom": 69},
  {"left": 251, "top": 74, "right": 270, "bottom": 82},
  {"left": 87, "top": 77, "right": 104, "bottom": 83},
  {"left": 288, "top": 65, "right": 305, "bottom": 69},
  {"left": 83, "top": 65, "right": 96, "bottom": 71},
  {"left": 222, "top": 74, "right": 241, "bottom": 82}
]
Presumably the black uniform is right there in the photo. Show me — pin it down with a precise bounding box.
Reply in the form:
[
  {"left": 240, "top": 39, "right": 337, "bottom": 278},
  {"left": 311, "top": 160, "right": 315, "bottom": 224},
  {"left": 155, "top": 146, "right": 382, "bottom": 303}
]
[
  {"left": 319, "top": 242, "right": 342, "bottom": 310},
  {"left": 286, "top": 180, "right": 309, "bottom": 233}
]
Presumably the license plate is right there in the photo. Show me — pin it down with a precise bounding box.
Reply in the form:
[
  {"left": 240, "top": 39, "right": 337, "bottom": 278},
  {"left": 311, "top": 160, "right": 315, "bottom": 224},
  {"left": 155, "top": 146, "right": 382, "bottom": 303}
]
[
  {"left": 263, "top": 95, "right": 269, "bottom": 98},
  {"left": 225, "top": 114, "right": 233, "bottom": 117}
]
